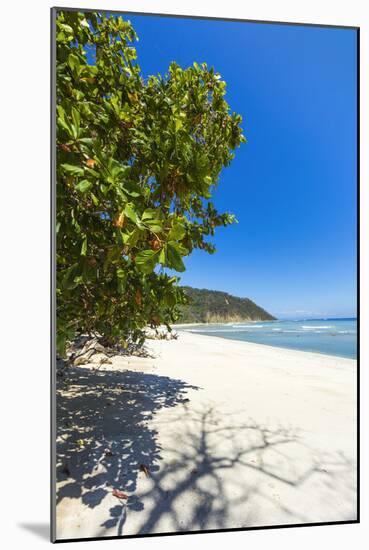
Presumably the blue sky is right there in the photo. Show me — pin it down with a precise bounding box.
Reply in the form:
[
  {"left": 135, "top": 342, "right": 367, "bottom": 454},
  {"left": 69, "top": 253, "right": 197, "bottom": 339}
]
[{"left": 122, "top": 14, "right": 357, "bottom": 319}]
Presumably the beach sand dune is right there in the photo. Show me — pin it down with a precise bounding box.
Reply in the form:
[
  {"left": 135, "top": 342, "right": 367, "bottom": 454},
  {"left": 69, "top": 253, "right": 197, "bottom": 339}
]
[{"left": 56, "top": 332, "right": 357, "bottom": 540}]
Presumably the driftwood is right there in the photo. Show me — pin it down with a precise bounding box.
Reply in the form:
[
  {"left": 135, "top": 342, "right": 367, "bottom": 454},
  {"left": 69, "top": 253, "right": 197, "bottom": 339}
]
[
  {"left": 69, "top": 337, "right": 110, "bottom": 366},
  {"left": 64, "top": 333, "right": 155, "bottom": 367}
]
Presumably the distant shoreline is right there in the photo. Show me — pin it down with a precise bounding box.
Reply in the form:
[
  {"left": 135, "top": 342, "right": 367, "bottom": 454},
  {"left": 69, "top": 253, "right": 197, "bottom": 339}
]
[
  {"left": 172, "top": 318, "right": 357, "bottom": 360},
  {"left": 174, "top": 317, "right": 357, "bottom": 326},
  {"left": 173, "top": 319, "right": 272, "bottom": 327}
]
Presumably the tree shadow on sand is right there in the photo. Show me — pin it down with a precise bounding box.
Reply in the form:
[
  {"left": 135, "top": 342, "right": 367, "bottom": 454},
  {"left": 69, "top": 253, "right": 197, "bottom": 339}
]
[
  {"left": 57, "top": 372, "right": 356, "bottom": 538},
  {"left": 134, "top": 405, "right": 357, "bottom": 534},
  {"left": 56, "top": 365, "right": 199, "bottom": 535}
]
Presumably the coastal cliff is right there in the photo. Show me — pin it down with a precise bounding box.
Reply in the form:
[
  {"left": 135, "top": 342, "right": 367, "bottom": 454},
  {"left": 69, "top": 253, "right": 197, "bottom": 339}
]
[{"left": 179, "top": 286, "right": 276, "bottom": 323}]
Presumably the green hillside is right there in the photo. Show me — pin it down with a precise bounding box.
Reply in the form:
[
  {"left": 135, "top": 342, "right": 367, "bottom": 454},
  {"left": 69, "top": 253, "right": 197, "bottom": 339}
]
[{"left": 178, "top": 287, "right": 276, "bottom": 324}]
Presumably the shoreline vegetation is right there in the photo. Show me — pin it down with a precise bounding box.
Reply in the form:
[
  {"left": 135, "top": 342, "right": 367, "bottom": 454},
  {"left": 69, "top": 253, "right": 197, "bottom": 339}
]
[{"left": 56, "top": 330, "right": 356, "bottom": 539}]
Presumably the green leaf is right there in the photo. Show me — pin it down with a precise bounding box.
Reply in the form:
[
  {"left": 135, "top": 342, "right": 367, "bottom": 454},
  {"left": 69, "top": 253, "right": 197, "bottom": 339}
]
[
  {"left": 166, "top": 243, "right": 185, "bottom": 272},
  {"left": 80, "top": 18, "right": 90, "bottom": 29},
  {"left": 60, "top": 263, "right": 80, "bottom": 290},
  {"left": 175, "top": 242, "right": 189, "bottom": 256},
  {"left": 81, "top": 236, "right": 87, "bottom": 256},
  {"left": 135, "top": 249, "right": 159, "bottom": 273},
  {"left": 158, "top": 248, "right": 166, "bottom": 265},
  {"left": 124, "top": 204, "right": 138, "bottom": 224},
  {"left": 124, "top": 189, "right": 140, "bottom": 198},
  {"left": 71, "top": 107, "right": 80, "bottom": 137},
  {"left": 100, "top": 183, "right": 108, "bottom": 195},
  {"left": 58, "top": 117, "right": 73, "bottom": 136},
  {"left": 168, "top": 221, "right": 186, "bottom": 241},
  {"left": 60, "top": 23, "right": 73, "bottom": 34},
  {"left": 78, "top": 137, "right": 94, "bottom": 146},
  {"left": 91, "top": 193, "right": 99, "bottom": 206},
  {"left": 75, "top": 180, "right": 92, "bottom": 193},
  {"left": 175, "top": 118, "right": 183, "bottom": 132},
  {"left": 116, "top": 268, "right": 127, "bottom": 293},
  {"left": 61, "top": 163, "right": 84, "bottom": 176},
  {"left": 68, "top": 53, "right": 80, "bottom": 75},
  {"left": 144, "top": 219, "right": 163, "bottom": 232},
  {"left": 142, "top": 208, "right": 158, "bottom": 220},
  {"left": 57, "top": 105, "right": 66, "bottom": 120},
  {"left": 125, "top": 228, "right": 141, "bottom": 246}
]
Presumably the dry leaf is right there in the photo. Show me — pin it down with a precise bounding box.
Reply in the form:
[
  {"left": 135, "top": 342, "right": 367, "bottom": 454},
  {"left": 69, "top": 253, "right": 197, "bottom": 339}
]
[
  {"left": 59, "top": 143, "right": 72, "bottom": 153},
  {"left": 135, "top": 290, "right": 142, "bottom": 306},
  {"left": 113, "top": 212, "right": 125, "bottom": 228},
  {"left": 112, "top": 488, "right": 128, "bottom": 499}
]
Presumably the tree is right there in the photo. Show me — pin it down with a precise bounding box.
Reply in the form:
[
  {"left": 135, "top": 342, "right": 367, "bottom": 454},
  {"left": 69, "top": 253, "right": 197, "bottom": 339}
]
[{"left": 55, "top": 10, "right": 245, "bottom": 355}]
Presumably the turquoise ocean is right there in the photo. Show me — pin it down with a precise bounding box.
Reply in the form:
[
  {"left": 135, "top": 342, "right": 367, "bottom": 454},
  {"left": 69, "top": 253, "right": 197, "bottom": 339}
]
[{"left": 178, "top": 318, "right": 357, "bottom": 359}]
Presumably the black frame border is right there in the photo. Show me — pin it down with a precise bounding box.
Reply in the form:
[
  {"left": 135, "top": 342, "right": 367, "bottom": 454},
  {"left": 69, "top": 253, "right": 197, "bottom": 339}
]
[{"left": 50, "top": 6, "right": 360, "bottom": 544}]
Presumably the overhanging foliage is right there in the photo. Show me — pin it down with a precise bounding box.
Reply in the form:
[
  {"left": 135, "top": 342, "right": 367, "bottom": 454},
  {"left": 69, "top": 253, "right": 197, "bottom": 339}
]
[{"left": 56, "top": 10, "right": 245, "bottom": 355}]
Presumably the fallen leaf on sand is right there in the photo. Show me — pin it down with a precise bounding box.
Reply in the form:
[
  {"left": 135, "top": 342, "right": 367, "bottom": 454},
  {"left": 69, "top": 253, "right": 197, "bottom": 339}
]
[{"left": 112, "top": 489, "right": 128, "bottom": 500}]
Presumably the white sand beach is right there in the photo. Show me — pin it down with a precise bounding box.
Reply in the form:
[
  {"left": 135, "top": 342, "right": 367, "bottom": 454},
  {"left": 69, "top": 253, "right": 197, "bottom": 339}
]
[{"left": 56, "top": 331, "right": 357, "bottom": 540}]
